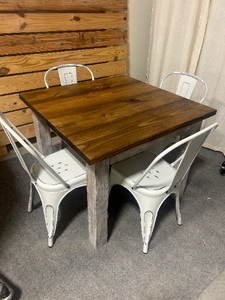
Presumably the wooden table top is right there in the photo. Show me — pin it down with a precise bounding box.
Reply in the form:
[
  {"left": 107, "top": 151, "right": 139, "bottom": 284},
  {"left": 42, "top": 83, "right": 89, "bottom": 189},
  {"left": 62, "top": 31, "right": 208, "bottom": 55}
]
[{"left": 20, "top": 75, "right": 217, "bottom": 165}]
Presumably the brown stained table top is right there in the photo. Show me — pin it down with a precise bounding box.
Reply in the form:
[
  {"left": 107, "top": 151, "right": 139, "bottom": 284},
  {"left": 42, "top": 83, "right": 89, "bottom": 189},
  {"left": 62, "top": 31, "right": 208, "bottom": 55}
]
[{"left": 20, "top": 75, "right": 217, "bottom": 165}]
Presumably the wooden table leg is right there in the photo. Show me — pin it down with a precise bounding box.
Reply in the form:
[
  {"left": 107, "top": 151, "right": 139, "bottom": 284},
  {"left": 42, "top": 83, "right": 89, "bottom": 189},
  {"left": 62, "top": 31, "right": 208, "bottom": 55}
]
[
  {"left": 86, "top": 159, "right": 109, "bottom": 248},
  {"left": 32, "top": 112, "right": 53, "bottom": 155}
]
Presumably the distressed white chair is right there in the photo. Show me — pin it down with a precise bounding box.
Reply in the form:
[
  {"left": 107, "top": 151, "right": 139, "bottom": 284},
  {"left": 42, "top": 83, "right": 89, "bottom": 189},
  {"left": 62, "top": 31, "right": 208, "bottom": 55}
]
[
  {"left": 159, "top": 71, "right": 208, "bottom": 103},
  {"left": 0, "top": 111, "right": 86, "bottom": 247},
  {"left": 44, "top": 63, "right": 94, "bottom": 88},
  {"left": 152, "top": 72, "right": 208, "bottom": 155},
  {"left": 44, "top": 64, "right": 94, "bottom": 149},
  {"left": 109, "top": 123, "right": 218, "bottom": 254}
]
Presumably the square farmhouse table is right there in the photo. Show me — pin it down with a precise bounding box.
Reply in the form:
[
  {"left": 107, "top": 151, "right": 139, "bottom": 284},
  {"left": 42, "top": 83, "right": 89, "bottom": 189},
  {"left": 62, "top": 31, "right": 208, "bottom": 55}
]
[{"left": 19, "top": 75, "right": 217, "bottom": 248}]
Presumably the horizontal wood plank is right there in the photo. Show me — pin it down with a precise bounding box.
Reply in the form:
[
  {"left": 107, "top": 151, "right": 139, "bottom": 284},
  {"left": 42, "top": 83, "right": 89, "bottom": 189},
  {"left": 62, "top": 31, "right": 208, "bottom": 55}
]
[
  {"left": 0, "top": 146, "right": 8, "bottom": 156},
  {"left": 0, "top": 0, "right": 127, "bottom": 12},
  {"left": 0, "top": 108, "right": 32, "bottom": 131},
  {"left": 0, "top": 94, "right": 27, "bottom": 112},
  {"left": 0, "top": 30, "right": 127, "bottom": 56},
  {"left": 0, "top": 46, "right": 127, "bottom": 76},
  {"left": 0, "top": 60, "right": 127, "bottom": 95},
  {"left": 0, "top": 123, "right": 35, "bottom": 147},
  {"left": 0, "top": 13, "right": 127, "bottom": 34}
]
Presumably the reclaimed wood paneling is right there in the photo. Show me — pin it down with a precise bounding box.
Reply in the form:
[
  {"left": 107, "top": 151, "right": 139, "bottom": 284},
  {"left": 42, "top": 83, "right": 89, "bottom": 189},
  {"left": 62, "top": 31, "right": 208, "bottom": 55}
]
[
  {"left": 0, "top": 124, "right": 35, "bottom": 147},
  {"left": 0, "top": 0, "right": 127, "bottom": 12},
  {"left": 0, "top": 61, "right": 127, "bottom": 95},
  {"left": 0, "top": 0, "right": 127, "bottom": 155},
  {"left": 0, "top": 13, "right": 127, "bottom": 34},
  {"left": 0, "top": 30, "right": 127, "bottom": 56},
  {"left": 0, "top": 109, "right": 32, "bottom": 130},
  {"left": 0, "top": 145, "right": 8, "bottom": 156},
  {"left": 0, "top": 95, "right": 27, "bottom": 113},
  {"left": 0, "top": 46, "right": 127, "bottom": 76}
]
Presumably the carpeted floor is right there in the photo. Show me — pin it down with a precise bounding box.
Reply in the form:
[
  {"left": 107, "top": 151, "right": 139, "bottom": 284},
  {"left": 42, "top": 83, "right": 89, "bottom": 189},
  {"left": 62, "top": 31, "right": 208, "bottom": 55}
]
[{"left": 0, "top": 146, "right": 225, "bottom": 300}]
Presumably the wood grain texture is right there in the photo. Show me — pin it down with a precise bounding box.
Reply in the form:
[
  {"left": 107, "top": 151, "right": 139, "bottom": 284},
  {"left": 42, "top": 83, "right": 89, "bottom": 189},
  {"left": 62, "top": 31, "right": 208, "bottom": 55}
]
[
  {"left": 0, "top": 30, "right": 127, "bottom": 56},
  {"left": 0, "top": 94, "right": 27, "bottom": 112},
  {"left": 109, "top": 122, "right": 202, "bottom": 165},
  {"left": 0, "top": 109, "right": 32, "bottom": 131},
  {"left": 0, "top": 13, "right": 127, "bottom": 34},
  {"left": 19, "top": 75, "right": 217, "bottom": 165},
  {"left": 0, "top": 123, "right": 35, "bottom": 147},
  {"left": 0, "top": 0, "right": 127, "bottom": 12},
  {"left": 0, "top": 46, "right": 127, "bottom": 76},
  {"left": 0, "top": 61, "right": 127, "bottom": 95},
  {"left": 0, "top": 146, "right": 8, "bottom": 156}
]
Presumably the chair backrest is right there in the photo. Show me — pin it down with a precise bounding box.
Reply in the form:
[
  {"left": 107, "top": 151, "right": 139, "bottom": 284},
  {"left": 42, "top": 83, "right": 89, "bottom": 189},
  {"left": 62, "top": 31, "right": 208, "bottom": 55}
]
[
  {"left": 159, "top": 71, "right": 208, "bottom": 103},
  {"left": 133, "top": 123, "right": 218, "bottom": 190},
  {"left": 0, "top": 111, "right": 69, "bottom": 188},
  {"left": 44, "top": 64, "right": 94, "bottom": 88}
]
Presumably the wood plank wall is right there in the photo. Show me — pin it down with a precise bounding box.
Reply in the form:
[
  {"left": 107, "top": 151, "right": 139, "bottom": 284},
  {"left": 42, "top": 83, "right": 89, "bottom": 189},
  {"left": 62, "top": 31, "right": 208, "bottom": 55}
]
[{"left": 0, "top": 0, "right": 127, "bottom": 155}]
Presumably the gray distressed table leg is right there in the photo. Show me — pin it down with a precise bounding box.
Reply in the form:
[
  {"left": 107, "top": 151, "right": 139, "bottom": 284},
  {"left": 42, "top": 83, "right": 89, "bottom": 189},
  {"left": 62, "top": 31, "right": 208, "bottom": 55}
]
[
  {"left": 32, "top": 112, "right": 53, "bottom": 155},
  {"left": 86, "top": 159, "right": 109, "bottom": 248}
]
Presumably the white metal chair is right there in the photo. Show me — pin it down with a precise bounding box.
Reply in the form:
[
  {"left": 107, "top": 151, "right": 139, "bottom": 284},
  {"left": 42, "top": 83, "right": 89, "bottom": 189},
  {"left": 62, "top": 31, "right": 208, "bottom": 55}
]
[
  {"left": 152, "top": 71, "right": 208, "bottom": 155},
  {"left": 44, "top": 64, "right": 94, "bottom": 149},
  {"left": 109, "top": 123, "right": 218, "bottom": 254},
  {"left": 44, "top": 63, "right": 94, "bottom": 88},
  {"left": 0, "top": 111, "right": 86, "bottom": 247},
  {"left": 159, "top": 71, "right": 208, "bottom": 103}
]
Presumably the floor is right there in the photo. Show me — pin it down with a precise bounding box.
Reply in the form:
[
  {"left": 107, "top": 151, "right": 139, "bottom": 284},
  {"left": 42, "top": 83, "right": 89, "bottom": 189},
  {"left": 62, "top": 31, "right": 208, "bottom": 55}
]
[{"left": 197, "top": 270, "right": 225, "bottom": 300}]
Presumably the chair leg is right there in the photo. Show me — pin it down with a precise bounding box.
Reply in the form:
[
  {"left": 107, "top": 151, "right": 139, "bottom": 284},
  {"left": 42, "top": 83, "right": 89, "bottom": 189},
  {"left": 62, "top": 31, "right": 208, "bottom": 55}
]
[
  {"left": 28, "top": 182, "right": 34, "bottom": 213},
  {"left": 37, "top": 189, "right": 65, "bottom": 247},
  {"left": 140, "top": 210, "right": 154, "bottom": 254},
  {"left": 48, "top": 236, "right": 54, "bottom": 248},
  {"left": 175, "top": 193, "right": 182, "bottom": 225},
  {"left": 45, "top": 205, "right": 55, "bottom": 247}
]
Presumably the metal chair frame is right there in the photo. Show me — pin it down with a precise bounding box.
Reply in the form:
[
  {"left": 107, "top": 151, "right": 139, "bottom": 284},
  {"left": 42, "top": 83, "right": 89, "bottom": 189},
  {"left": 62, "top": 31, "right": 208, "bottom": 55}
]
[
  {"left": 160, "top": 71, "right": 208, "bottom": 103},
  {"left": 0, "top": 111, "right": 87, "bottom": 247},
  {"left": 109, "top": 123, "right": 218, "bottom": 253},
  {"left": 44, "top": 63, "right": 94, "bottom": 88}
]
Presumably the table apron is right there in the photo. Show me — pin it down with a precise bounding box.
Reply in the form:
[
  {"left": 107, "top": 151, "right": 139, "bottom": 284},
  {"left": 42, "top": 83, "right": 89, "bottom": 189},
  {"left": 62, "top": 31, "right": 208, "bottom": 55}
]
[{"left": 110, "top": 121, "right": 202, "bottom": 165}]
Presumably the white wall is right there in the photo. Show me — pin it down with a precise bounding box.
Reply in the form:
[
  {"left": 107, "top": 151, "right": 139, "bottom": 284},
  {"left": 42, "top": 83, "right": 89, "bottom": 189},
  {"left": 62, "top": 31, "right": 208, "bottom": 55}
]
[{"left": 128, "top": 0, "right": 152, "bottom": 82}]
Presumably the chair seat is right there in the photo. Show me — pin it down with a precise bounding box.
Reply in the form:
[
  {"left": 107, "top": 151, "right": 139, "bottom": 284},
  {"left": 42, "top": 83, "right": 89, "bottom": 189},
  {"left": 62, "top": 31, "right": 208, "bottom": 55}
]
[
  {"left": 112, "top": 150, "right": 175, "bottom": 196},
  {"left": 31, "top": 148, "right": 86, "bottom": 191}
]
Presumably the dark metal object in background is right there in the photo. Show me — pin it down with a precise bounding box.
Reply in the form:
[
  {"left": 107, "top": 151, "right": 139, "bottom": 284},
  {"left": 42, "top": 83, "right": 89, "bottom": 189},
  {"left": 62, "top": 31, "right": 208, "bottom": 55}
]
[{"left": 219, "top": 161, "right": 225, "bottom": 176}]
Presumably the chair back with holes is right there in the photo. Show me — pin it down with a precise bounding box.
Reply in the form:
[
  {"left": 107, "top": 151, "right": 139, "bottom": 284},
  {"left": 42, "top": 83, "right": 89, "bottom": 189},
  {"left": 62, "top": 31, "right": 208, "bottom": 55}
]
[
  {"left": 0, "top": 111, "right": 68, "bottom": 187},
  {"left": 169, "top": 123, "right": 217, "bottom": 189},
  {"left": 44, "top": 64, "right": 94, "bottom": 88},
  {"left": 159, "top": 71, "right": 208, "bottom": 103},
  {"left": 133, "top": 123, "right": 218, "bottom": 191}
]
